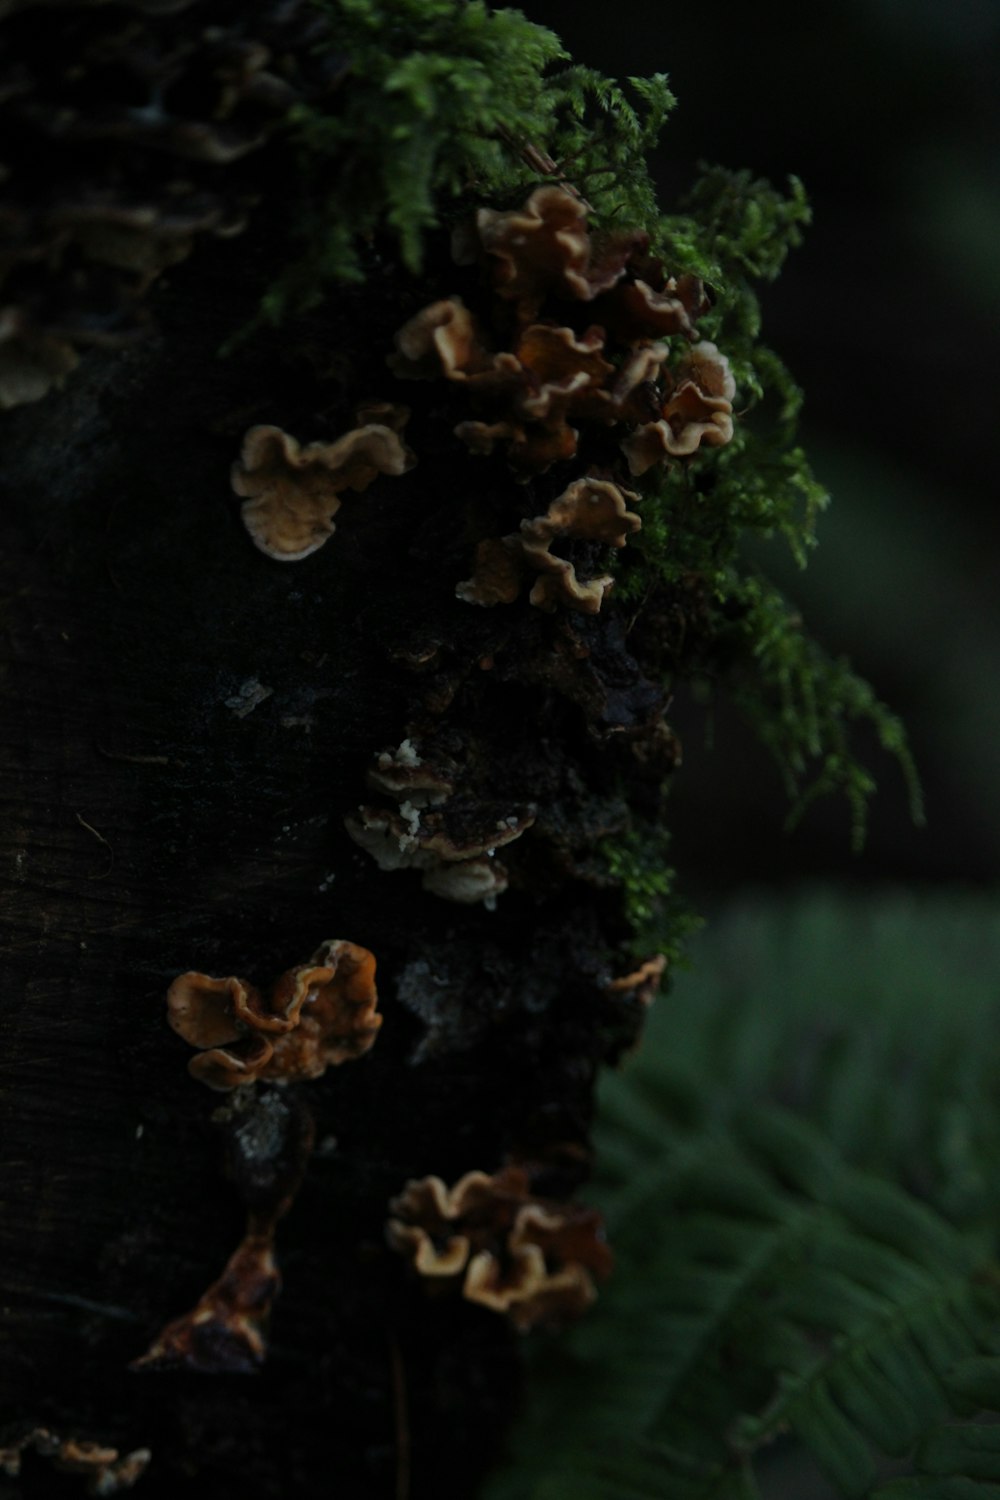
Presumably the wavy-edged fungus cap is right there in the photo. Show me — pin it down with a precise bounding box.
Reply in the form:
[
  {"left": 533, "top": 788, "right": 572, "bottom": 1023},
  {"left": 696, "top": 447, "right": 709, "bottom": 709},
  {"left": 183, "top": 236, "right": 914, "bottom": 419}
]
[
  {"left": 166, "top": 941, "right": 381, "bottom": 1090},
  {"left": 232, "top": 412, "right": 413, "bottom": 561},
  {"left": 475, "top": 186, "right": 641, "bottom": 314},
  {"left": 421, "top": 855, "right": 509, "bottom": 908},
  {"left": 387, "top": 1166, "right": 612, "bottom": 1331},
  {"left": 622, "top": 341, "right": 736, "bottom": 475},
  {"left": 388, "top": 297, "right": 503, "bottom": 384}
]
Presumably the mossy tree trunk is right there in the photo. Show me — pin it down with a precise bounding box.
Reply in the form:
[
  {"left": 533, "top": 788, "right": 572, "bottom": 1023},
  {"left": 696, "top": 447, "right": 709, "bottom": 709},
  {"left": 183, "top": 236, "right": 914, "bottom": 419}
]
[{"left": 0, "top": 215, "right": 662, "bottom": 1498}]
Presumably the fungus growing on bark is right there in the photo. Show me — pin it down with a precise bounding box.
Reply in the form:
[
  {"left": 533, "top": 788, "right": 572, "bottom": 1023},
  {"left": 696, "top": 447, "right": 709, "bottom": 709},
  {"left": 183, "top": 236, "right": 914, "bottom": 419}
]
[
  {"left": 347, "top": 739, "right": 534, "bottom": 906},
  {"left": 391, "top": 298, "right": 618, "bottom": 475},
  {"left": 231, "top": 409, "right": 413, "bottom": 561},
  {"left": 421, "top": 855, "right": 509, "bottom": 906},
  {"left": 346, "top": 802, "right": 531, "bottom": 907},
  {"left": 134, "top": 1081, "right": 315, "bottom": 1374},
  {"left": 622, "top": 341, "right": 736, "bottom": 474},
  {"left": 589, "top": 270, "right": 708, "bottom": 342},
  {"left": 472, "top": 185, "right": 643, "bottom": 316},
  {"left": 0, "top": 1430, "right": 150, "bottom": 1494},
  {"left": 606, "top": 953, "right": 667, "bottom": 1008},
  {"left": 366, "top": 738, "right": 456, "bottom": 805},
  {"left": 131, "top": 1226, "right": 280, "bottom": 1375},
  {"left": 457, "top": 476, "right": 640, "bottom": 616},
  {"left": 386, "top": 1165, "right": 612, "bottom": 1332},
  {"left": 388, "top": 297, "right": 500, "bottom": 383},
  {"left": 167, "top": 940, "right": 381, "bottom": 1090},
  {"left": 388, "top": 185, "right": 734, "bottom": 485},
  {"left": 454, "top": 537, "right": 525, "bottom": 607},
  {"left": 521, "top": 476, "right": 641, "bottom": 613}
]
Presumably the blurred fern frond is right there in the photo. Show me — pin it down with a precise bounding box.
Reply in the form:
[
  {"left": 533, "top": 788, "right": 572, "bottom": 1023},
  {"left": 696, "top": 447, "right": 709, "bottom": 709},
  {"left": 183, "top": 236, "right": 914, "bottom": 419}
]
[{"left": 484, "top": 892, "right": 1000, "bottom": 1500}]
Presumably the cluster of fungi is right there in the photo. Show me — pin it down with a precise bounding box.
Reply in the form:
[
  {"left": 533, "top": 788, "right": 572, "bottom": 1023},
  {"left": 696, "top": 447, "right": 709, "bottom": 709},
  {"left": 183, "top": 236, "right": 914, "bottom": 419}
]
[
  {"left": 133, "top": 180, "right": 735, "bottom": 1368},
  {"left": 387, "top": 1166, "right": 613, "bottom": 1332},
  {"left": 136, "top": 943, "right": 379, "bottom": 1372},
  {"left": 225, "top": 183, "right": 734, "bottom": 912},
  {"left": 0, "top": 1431, "right": 150, "bottom": 1496},
  {"left": 231, "top": 185, "right": 735, "bottom": 601},
  {"left": 0, "top": 131, "right": 740, "bottom": 1433}
]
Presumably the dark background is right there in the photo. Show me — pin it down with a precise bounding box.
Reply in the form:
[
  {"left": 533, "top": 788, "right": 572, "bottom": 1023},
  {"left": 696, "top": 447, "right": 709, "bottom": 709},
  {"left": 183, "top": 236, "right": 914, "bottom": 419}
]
[{"left": 531, "top": 0, "right": 1000, "bottom": 896}]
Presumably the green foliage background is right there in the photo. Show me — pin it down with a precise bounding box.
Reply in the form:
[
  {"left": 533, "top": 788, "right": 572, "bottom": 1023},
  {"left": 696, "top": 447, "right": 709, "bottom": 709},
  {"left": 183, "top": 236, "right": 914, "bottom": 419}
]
[{"left": 483, "top": 891, "right": 1000, "bottom": 1499}]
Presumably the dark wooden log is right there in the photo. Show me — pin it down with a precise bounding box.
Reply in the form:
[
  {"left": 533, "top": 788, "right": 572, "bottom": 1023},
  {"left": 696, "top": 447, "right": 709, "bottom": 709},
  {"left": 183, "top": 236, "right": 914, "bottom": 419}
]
[{"left": 1, "top": 218, "right": 661, "bottom": 1497}]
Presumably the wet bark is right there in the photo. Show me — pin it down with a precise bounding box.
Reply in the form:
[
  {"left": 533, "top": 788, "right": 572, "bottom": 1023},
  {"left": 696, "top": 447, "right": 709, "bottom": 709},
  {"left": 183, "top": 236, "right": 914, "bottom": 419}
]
[{"left": 0, "top": 226, "right": 663, "bottom": 1497}]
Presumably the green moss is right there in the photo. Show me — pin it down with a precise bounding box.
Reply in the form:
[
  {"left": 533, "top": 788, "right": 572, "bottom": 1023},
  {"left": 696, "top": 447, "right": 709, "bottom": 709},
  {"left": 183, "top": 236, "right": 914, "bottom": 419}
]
[
  {"left": 260, "top": 0, "right": 674, "bottom": 319},
  {"left": 613, "top": 166, "right": 920, "bottom": 845},
  {"left": 600, "top": 826, "right": 703, "bottom": 966},
  {"left": 257, "top": 0, "right": 919, "bottom": 862}
]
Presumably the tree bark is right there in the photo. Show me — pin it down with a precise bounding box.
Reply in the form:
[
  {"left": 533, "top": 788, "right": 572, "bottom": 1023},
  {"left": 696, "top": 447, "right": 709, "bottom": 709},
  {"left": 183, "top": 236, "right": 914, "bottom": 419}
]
[{"left": 1, "top": 226, "right": 662, "bottom": 1497}]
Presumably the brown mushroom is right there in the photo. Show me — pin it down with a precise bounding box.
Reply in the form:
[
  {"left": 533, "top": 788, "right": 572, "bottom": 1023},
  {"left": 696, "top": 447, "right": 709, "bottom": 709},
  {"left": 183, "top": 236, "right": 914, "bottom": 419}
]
[
  {"left": 232, "top": 411, "right": 414, "bottom": 561},
  {"left": 474, "top": 186, "right": 640, "bottom": 315},
  {"left": 388, "top": 297, "right": 508, "bottom": 384},
  {"left": 131, "top": 1225, "right": 280, "bottom": 1375},
  {"left": 512, "top": 324, "right": 614, "bottom": 417},
  {"left": 347, "top": 742, "right": 535, "bottom": 907},
  {"left": 133, "top": 1086, "right": 315, "bottom": 1375},
  {"left": 457, "top": 477, "right": 640, "bottom": 616},
  {"left": 622, "top": 341, "right": 736, "bottom": 474},
  {"left": 385, "top": 1173, "right": 492, "bottom": 1277},
  {"left": 387, "top": 1165, "right": 612, "bottom": 1332},
  {"left": 589, "top": 272, "right": 708, "bottom": 343},
  {"left": 0, "top": 1430, "right": 150, "bottom": 1494},
  {"left": 420, "top": 855, "right": 509, "bottom": 907},
  {"left": 366, "top": 738, "right": 456, "bottom": 805},
  {"left": 463, "top": 1243, "right": 597, "bottom": 1331},
  {"left": 521, "top": 476, "right": 641, "bottom": 614},
  {"left": 166, "top": 940, "right": 381, "bottom": 1091}
]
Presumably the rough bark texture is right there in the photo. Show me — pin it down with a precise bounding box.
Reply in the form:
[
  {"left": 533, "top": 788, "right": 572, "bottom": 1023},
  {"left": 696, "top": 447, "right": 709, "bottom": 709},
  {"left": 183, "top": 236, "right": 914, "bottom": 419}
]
[{"left": 1, "top": 210, "right": 665, "bottom": 1496}]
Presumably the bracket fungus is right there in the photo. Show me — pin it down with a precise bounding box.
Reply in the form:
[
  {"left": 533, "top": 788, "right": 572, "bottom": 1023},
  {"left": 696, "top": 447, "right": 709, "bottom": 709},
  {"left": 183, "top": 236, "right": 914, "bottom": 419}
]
[
  {"left": 0, "top": 1430, "right": 150, "bottom": 1495},
  {"left": 131, "top": 1225, "right": 281, "bottom": 1376},
  {"left": 606, "top": 953, "right": 667, "bottom": 1009},
  {"left": 387, "top": 1166, "right": 612, "bottom": 1333},
  {"left": 166, "top": 940, "right": 381, "bottom": 1090},
  {"left": 231, "top": 407, "right": 414, "bottom": 561},
  {"left": 457, "top": 476, "right": 641, "bottom": 616},
  {"left": 622, "top": 341, "right": 736, "bottom": 474},
  {"left": 347, "top": 738, "right": 534, "bottom": 907},
  {"left": 134, "top": 1084, "right": 315, "bottom": 1375},
  {"left": 389, "top": 184, "right": 734, "bottom": 482},
  {"left": 472, "top": 185, "right": 645, "bottom": 316}
]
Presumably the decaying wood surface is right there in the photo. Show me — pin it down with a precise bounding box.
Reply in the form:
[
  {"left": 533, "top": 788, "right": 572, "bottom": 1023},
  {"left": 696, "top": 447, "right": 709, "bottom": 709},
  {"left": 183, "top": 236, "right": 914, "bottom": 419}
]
[{"left": 1, "top": 229, "right": 662, "bottom": 1497}]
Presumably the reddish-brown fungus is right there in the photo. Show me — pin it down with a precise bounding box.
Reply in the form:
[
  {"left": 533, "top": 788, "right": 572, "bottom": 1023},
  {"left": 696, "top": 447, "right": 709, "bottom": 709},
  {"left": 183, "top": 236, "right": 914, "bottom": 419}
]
[
  {"left": 387, "top": 1165, "right": 612, "bottom": 1332},
  {"left": 456, "top": 476, "right": 640, "bottom": 616},
  {"left": 167, "top": 940, "right": 381, "bottom": 1091},
  {"left": 131, "top": 1226, "right": 279, "bottom": 1375},
  {"left": 622, "top": 341, "right": 736, "bottom": 474}
]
